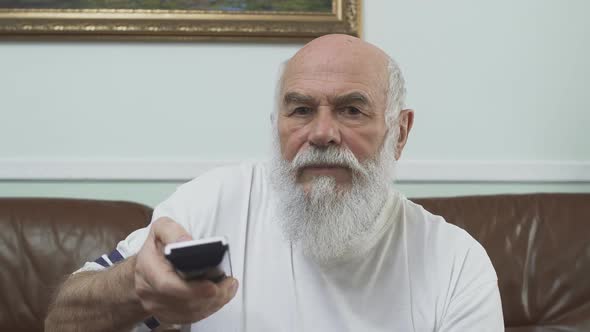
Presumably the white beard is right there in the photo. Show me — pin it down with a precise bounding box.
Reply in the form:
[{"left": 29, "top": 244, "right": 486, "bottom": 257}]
[{"left": 269, "top": 131, "right": 398, "bottom": 265}]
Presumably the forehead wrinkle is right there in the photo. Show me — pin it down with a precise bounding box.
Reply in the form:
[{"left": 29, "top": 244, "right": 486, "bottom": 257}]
[
  {"left": 330, "top": 92, "right": 371, "bottom": 107},
  {"left": 283, "top": 91, "right": 317, "bottom": 106},
  {"left": 283, "top": 68, "right": 387, "bottom": 97},
  {"left": 283, "top": 74, "right": 380, "bottom": 95},
  {"left": 286, "top": 68, "right": 380, "bottom": 80}
]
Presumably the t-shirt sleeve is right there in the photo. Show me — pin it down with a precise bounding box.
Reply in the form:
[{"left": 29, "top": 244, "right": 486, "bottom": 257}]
[
  {"left": 71, "top": 185, "right": 198, "bottom": 332},
  {"left": 439, "top": 280, "right": 503, "bottom": 332},
  {"left": 438, "top": 239, "right": 504, "bottom": 332},
  {"left": 73, "top": 194, "right": 180, "bottom": 274},
  {"left": 70, "top": 163, "right": 254, "bottom": 331},
  {"left": 73, "top": 171, "right": 215, "bottom": 274},
  {"left": 70, "top": 163, "right": 247, "bottom": 330}
]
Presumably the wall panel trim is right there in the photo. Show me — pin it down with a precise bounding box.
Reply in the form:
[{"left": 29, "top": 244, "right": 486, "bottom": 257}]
[{"left": 1, "top": 159, "right": 588, "bottom": 182}]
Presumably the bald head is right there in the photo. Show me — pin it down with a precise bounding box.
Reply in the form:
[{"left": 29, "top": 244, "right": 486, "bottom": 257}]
[
  {"left": 277, "top": 34, "right": 406, "bottom": 130},
  {"left": 288, "top": 34, "right": 389, "bottom": 70},
  {"left": 283, "top": 34, "right": 390, "bottom": 103}
]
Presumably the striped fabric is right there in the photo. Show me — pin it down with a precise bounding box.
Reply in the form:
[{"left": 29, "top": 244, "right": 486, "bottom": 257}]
[{"left": 94, "top": 249, "right": 160, "bottom": 330}]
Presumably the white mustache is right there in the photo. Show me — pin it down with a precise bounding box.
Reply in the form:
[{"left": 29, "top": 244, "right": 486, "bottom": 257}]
[{"left": 289, "top": 146, "right": 369, "bottom": 177}]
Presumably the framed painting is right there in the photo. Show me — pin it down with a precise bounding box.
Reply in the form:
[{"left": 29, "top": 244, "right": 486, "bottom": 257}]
[{"left": 0, "top": 0, "right": 361, "bottom": 41}]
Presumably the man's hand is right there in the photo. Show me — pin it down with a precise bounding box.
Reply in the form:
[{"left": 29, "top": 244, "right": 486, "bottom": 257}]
[{"left": 135, "top": 217, "right": 239, "bottom": 324}]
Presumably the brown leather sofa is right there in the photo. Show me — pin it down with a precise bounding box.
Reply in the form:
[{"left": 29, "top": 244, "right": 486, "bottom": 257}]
[
  {"left": 1, "top": 193, "right": 589, "bottom": 331},
  {"left": 0, "top": 198, "right": 152, "bottom": 332}
]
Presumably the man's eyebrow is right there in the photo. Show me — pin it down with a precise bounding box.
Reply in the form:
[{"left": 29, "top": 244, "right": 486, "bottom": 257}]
[
  {"left": 283, "top": 92, "right": 315, "bottom": 105},
  {"left": 332, "top": 92, "right": 371, "bottom": 106}
]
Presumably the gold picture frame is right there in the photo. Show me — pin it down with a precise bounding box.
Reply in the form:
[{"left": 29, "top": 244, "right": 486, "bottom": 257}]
[{"left": 0, "top": 0, "right": 361, "bottom": 41}]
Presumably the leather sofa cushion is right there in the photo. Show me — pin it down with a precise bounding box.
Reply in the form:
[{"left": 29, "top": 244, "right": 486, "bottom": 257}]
[
  {"left": 414, "top": 193, "right": 590, "bottom": 331},
  {"left": 1, "top": 193, "right": 589, "bottom": 331},
  {"left": 0, "top": 198, "right": 152, "bottom": 332}
]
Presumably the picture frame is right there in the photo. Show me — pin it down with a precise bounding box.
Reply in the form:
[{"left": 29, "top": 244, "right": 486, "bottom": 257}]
[{"left": 0, "top": 0, "right": 361, "bottom": 41}]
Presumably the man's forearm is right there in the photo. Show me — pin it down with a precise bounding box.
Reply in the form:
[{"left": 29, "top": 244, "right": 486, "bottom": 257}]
[{"left": 45, "top": 256, "right": 148, "bottom": 332}]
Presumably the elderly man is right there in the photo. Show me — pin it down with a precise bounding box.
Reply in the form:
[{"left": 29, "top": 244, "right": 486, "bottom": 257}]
[{"left": 45, "top": 34, "right": 503, "bottom": 331}]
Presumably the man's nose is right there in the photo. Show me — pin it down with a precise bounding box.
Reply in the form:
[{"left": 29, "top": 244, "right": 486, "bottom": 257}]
[{"left": 308, "top": 109, "right": 341, "bottom": 147}]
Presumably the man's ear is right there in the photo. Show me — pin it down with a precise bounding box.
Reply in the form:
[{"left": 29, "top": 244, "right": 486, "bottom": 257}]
[{"left": 394, "top": 109, "right": 414, "bottom": 160}]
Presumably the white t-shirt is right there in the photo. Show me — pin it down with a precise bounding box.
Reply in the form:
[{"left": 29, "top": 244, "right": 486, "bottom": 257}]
[{"left": 80, "top": 161, "right": 504, "bottom": 332}]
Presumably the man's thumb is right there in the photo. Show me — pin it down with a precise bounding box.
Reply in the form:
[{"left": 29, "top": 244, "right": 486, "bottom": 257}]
[{"left": 151, "top": 217, "right": 193, "bottom": 245}]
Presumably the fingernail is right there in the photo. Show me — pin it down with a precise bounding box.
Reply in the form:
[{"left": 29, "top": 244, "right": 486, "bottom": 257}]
[{"left": 230, "top": 279, "right": 239, "bottom": 296}]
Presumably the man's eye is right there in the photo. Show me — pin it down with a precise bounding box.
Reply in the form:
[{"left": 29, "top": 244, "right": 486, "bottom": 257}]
[
  {"left": 341, "top": 107, "right": 362, "bottom": 116},
  {"left": 292, "top": 107, "right": 312, "bottom": 116}
]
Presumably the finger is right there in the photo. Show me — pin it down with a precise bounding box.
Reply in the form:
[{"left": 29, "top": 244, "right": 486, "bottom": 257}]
[
  {"left": 218, "top": 277, "right": 239, "bottom": 302},
  {"left": 152, "top": 217, "right": 193, "bottom": 245},
  {"left": 151, "top": 279, "right": 238, "bottom": 324},
  {"left": 153, "top": 276, "right": 219, "bottom": 300},
  {"left": 198, "top": 278, "right": 239, "bottom": 318}
]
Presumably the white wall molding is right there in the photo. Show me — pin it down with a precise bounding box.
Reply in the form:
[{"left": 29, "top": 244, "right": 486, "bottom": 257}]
[
  {"left": 0, "top": 159, "right": 589, "bottom": 182},
  {"left": 396, "top": 160, "right": 590, "bottom": 182}
]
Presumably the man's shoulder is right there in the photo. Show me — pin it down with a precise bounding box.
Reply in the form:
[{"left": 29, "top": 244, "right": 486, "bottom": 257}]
[
  {"left": 400, "top": 196, "right": 472, "bottom": 245},
  {"left": 397, "top": 196, "right": 502, "bottom": 328},
  {"left": 399, "top": 195, "right": 496, "bottom": 279},
  {"left": 156, "top": 160, "right": 269, "bottom": 219},
  {"left": 152, "top": 160, "right": 270, "bottom": 236},
  {"left": 176, "top": 160, "right": 268, "bottom": 195}
]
